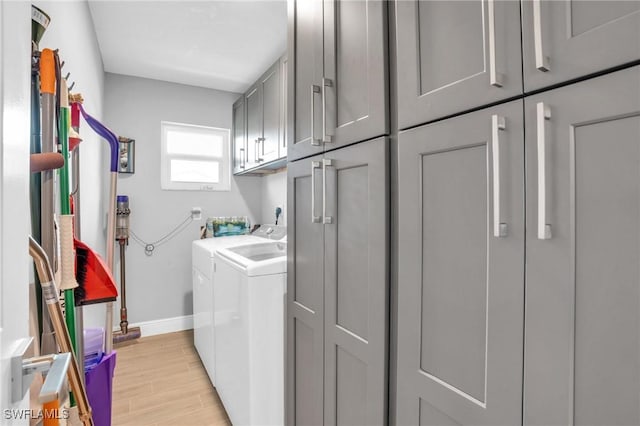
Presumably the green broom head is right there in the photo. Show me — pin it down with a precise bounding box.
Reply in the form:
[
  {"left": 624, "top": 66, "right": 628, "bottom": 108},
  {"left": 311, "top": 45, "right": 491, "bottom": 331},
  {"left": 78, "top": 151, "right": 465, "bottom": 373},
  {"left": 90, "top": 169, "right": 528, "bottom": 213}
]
[{"left": 31, "top": 5, "right": 50, "bottom": 45}]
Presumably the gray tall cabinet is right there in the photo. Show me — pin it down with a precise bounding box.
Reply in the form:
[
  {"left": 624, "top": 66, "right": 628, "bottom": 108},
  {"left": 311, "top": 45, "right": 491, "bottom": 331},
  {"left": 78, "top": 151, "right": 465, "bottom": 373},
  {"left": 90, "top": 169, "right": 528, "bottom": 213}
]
[
  {"left": 395, "top": 1, "right": 640, "bottom": 426},
  {"left": 524, "top": 66, "right": 640, "bottom": 426},
  {"left": 286, "top": 0, "right": 389, "bottom": 424},
  {"left": 287, "top": 138, "right": 388, "bottom": 426},
  {"left": 397, "top": 100, "right": 525, "bottom": 425},
  {"left": 287, "top": 0, "right": 639, "bottom": 425}
]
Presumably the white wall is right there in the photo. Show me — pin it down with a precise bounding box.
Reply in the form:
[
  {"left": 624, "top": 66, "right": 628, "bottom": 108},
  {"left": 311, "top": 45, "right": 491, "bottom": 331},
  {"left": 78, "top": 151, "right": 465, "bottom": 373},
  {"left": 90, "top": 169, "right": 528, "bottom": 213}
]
[
  {"left": 1, "top": 2, "right": 32, "bottom": 420},
  {"left": 35, "top": 1, "right": 107, "bottom": 329},
  {"left": 261, "top": 170, "right": 287, "bottom": 225},
  {"left": 104, "top": 72, "right": 263, "bottom": 325}
]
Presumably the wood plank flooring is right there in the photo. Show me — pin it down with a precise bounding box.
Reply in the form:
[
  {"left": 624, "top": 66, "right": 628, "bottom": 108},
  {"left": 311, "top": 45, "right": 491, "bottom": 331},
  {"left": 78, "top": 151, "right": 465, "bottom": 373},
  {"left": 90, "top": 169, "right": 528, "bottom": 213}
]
[{"left": 111, "top": 330, "right": 231, "bottom": 426}]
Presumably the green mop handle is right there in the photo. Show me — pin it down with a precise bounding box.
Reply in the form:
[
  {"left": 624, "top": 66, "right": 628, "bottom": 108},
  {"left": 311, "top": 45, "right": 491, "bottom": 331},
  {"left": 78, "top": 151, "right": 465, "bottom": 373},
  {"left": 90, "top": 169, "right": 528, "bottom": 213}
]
[{"left": 57, "top": 76, "right": 77, "bottom": 354}]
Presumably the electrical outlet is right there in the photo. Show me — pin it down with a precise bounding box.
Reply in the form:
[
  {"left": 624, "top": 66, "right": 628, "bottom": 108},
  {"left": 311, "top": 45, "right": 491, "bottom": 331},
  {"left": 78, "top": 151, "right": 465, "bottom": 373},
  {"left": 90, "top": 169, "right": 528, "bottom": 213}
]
[{"left": 191, "top": 207, "right": 202, "bottom": 220}]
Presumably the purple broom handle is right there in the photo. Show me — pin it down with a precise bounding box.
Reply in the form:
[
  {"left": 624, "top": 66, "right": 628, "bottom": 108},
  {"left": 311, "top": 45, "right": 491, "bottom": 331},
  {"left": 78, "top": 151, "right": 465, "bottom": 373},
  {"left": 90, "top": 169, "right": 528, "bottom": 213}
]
[{"left": 78, "top": 104, "right": 119, "bottom": 172}]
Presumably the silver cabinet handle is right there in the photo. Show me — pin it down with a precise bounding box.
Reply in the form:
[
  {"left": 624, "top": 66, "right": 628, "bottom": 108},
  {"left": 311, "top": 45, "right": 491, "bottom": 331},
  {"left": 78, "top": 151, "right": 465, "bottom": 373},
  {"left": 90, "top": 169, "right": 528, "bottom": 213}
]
[
  {"left": 492, "top": 115, "right": 507, "bottom": 237},
  {"left": 311, "top": 160, "right": 322, "bottom": 223},
  {"left": 536, "top": 102, "right": 552, "bottom": 239},
  {"left": 322, "top": 158, "right": 333, "bottom": 224},
  {"left": 533, "top": 0, "right": 550, "bottom": 71},
  {"left": 311, "top": 85, "right": 321, "bottom": 146},
  {"left": 488, "top": 0, "right": 503, "bottom": 87},
  {"left": 254, "top": 139, "right": 258, "bottom": 162},
  {"left": 254, "top": 139, "right": 264, "bottom": 162},
  {"left": 322, "top": 78, "right": 333, "bottom": 143},
  {"left": 256, "top": 137, "right": 264, "bottom": 162},
  {"left": 239, "top": 148, "right": 245, "bottom": 169}
]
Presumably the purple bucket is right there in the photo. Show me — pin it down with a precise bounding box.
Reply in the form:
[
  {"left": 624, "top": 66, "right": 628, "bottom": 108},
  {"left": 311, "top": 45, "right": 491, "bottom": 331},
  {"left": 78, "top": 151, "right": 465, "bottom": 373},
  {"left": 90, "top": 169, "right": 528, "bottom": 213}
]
[{"left": 85, "top": 351, "right": 117, "bottom": 426}]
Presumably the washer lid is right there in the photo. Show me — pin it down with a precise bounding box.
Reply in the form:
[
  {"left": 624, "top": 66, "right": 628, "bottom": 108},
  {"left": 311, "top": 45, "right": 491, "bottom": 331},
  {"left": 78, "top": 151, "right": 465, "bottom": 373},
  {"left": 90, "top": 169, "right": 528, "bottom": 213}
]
[
  {"left": 192, "top": 235, "right": 262, "bottom": 278},
  {"left": 216, "top": 242, "right": 287, "bottom": 276}
]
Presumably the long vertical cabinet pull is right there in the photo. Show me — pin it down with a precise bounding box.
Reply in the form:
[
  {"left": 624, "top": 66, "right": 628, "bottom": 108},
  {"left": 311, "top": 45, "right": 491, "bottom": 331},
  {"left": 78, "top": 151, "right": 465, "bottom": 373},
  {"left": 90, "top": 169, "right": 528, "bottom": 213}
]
[
  {"left": 536, "top": 102, "right": 552, "bottom": 239},
  {"left": 311, "top": 85, "right": 322, "bottom": 145},
  {"left": 255, "top": 139, "right": 264, "bottom": 163},
  {"left": 487, "top": 0, "right": 503, "bottom": 87},
  {"left": 257, "top": 137, "right": 265, "bottom": 162},
  {"left": 322, "top": 158, "right": 333, "bottom": 224},
  {"left": 491, "top": 114, "right": 507, "bottom": 237},
  {"left": 254, "top": 139, "right": 258, "bottom": 163},
  {"left": 322, "top": 78, "right": 333, "bottom": 143},
  {"left": 311, "top": 160, "right": 322, "bottom": 223},
  {"left": 239, "top": 148, "right": 245, "bottom": 169},
  {"left": 532, "top": 0, "right": 550, "bottom": 71}
]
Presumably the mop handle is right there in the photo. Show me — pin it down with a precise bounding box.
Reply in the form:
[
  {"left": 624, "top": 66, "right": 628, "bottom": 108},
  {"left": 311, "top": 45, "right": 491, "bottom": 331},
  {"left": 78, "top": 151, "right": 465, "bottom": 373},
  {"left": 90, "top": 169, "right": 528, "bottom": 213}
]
[
  {"left": 29, "top": 237, "right": 94, "bottom": 426},
  {"left": 40, "top": 49, "right": 55, "bottom": 95}
]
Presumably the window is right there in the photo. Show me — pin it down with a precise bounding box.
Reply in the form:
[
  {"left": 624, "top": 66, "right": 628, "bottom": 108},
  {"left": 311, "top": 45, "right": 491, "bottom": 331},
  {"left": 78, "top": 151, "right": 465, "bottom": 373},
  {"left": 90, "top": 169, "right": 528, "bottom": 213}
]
[{"left": 161, "top": 121, "right": 231, "bottom": 191}]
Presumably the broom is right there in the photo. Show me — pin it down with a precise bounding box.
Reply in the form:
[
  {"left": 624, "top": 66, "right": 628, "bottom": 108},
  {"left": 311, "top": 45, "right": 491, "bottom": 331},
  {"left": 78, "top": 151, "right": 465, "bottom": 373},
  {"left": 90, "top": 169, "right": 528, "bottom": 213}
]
[
  {"left": 78, "top": 104, "right": 122, "bottom": 352},
  {"left": 68, "top": 98, "right": 118, "bottom": 307}
]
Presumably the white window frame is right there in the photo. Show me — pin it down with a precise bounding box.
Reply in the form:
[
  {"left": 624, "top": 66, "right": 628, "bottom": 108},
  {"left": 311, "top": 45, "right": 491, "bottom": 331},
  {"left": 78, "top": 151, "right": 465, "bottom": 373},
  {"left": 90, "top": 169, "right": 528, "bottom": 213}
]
[{"left": 160, "top": 121, "right": 231, "bottom": 191}]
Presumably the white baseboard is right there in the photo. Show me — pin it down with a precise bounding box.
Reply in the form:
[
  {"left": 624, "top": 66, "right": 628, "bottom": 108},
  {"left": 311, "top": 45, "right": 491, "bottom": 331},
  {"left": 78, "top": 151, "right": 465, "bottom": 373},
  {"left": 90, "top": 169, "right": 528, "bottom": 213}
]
[{"left": 114, "top": 315, "right": 193, "bottom": 338}]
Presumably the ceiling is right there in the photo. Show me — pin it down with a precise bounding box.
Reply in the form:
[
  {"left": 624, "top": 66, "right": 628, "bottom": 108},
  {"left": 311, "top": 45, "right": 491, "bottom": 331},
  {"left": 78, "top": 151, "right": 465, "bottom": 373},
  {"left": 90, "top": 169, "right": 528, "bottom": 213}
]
[{"left": 88, "top": 1, "right": 287, "bottom": 93}]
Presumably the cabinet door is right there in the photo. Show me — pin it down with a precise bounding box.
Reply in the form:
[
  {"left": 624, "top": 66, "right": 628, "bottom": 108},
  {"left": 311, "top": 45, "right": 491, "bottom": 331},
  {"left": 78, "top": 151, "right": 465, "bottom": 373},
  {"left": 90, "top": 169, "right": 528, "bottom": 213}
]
[
  {"left": 396, "top": 101, "right": 525, "bottom": 425},
  {"left": 287, "top": 155, "right": 325, "bottom": 426},
  {"left": 522, "top": 0, "right": 640, "bottom": 92},
  {"left": 395, "top": 0, "right": 523, "bottom": 130},
  {"left": 261, "top": 61, "right": 281, "bottom": 164},
  {"left": 524, "top": 66, "right": 640, "bottom": 426},
  {"left": 280, "top": 54, "right": 288, "bottom": 159},
  {"left": 288, "top": 0, "right": 325, "bottom": 161},
  {"left": 323, "top": 137, "right": 388, "bottom": 425},
  {"left": 322, "top": 0, "right": 388, "bottom": 149},
  {"left": 232, "top": 96, "right": 246, "bottom": 174},
  {"left": 245, "top": 83, "right": 263, "bottom": 169}
]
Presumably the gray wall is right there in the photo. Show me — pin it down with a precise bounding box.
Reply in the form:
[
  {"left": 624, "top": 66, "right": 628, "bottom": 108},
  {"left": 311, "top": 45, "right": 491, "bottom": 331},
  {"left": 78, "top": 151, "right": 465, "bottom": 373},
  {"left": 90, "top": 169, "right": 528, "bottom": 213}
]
[
  {"left": 104, "top": 72, "right": 263, "bottom": 325},
  {"left": 261, "top": 170, "right": 287, "bottom": 225}
]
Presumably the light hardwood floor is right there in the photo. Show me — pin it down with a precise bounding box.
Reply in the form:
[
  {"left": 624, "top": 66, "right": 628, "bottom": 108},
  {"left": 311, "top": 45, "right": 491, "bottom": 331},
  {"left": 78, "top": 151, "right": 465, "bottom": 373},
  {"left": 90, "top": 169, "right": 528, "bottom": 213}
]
[{"left": 111, "top": 330, "right": 231, "bottom": 426}]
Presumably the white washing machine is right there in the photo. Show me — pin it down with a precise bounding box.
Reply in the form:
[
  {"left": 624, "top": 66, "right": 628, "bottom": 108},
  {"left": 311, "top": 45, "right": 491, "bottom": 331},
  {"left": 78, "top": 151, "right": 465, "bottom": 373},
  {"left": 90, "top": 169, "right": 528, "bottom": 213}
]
[
  {"left": 191, "top": 225, "right": 286, "bottom": 385},
  {"left": 214, "top": 241, "right": 287, "bottom": 426}
]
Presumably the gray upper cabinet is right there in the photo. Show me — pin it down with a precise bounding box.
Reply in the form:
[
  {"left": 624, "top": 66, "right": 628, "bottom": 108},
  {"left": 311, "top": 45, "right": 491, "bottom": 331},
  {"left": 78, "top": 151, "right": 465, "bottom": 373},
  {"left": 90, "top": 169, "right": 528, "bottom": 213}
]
[
  {"left": 288, "top": 0, "right": 325, "bottom": 161},
  {"left": 245, "top": 82, "right": 263, "bottom": 169},
  {"left": 288, "top": 0, "right": 389, "bottom": 162},
  {"left": 524, "top": 66, "right": 640, "bottom": 426},
  {"left": 521, "top": 0, "right": 640, "bottom": 92},
  {"left": 261, "top": 62, "right": 282, "bottom": 164},
  {"left": 322, "top": 0, "right": 388, "bottom": 151},
  {"left": 396, "top": 101, "right": 525, "bottom": 425},
  {"left": 287, "top": 138, "right": 389, "bottom": 426},
  {"left": 395, "top": 0, "right": 523, "bottom": 130},
  {"left": 232, "top": 96, "right": 246, "bottom": 174},
  {"left": 233, "top": 56, "right": 287, "bottom": 175}
]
